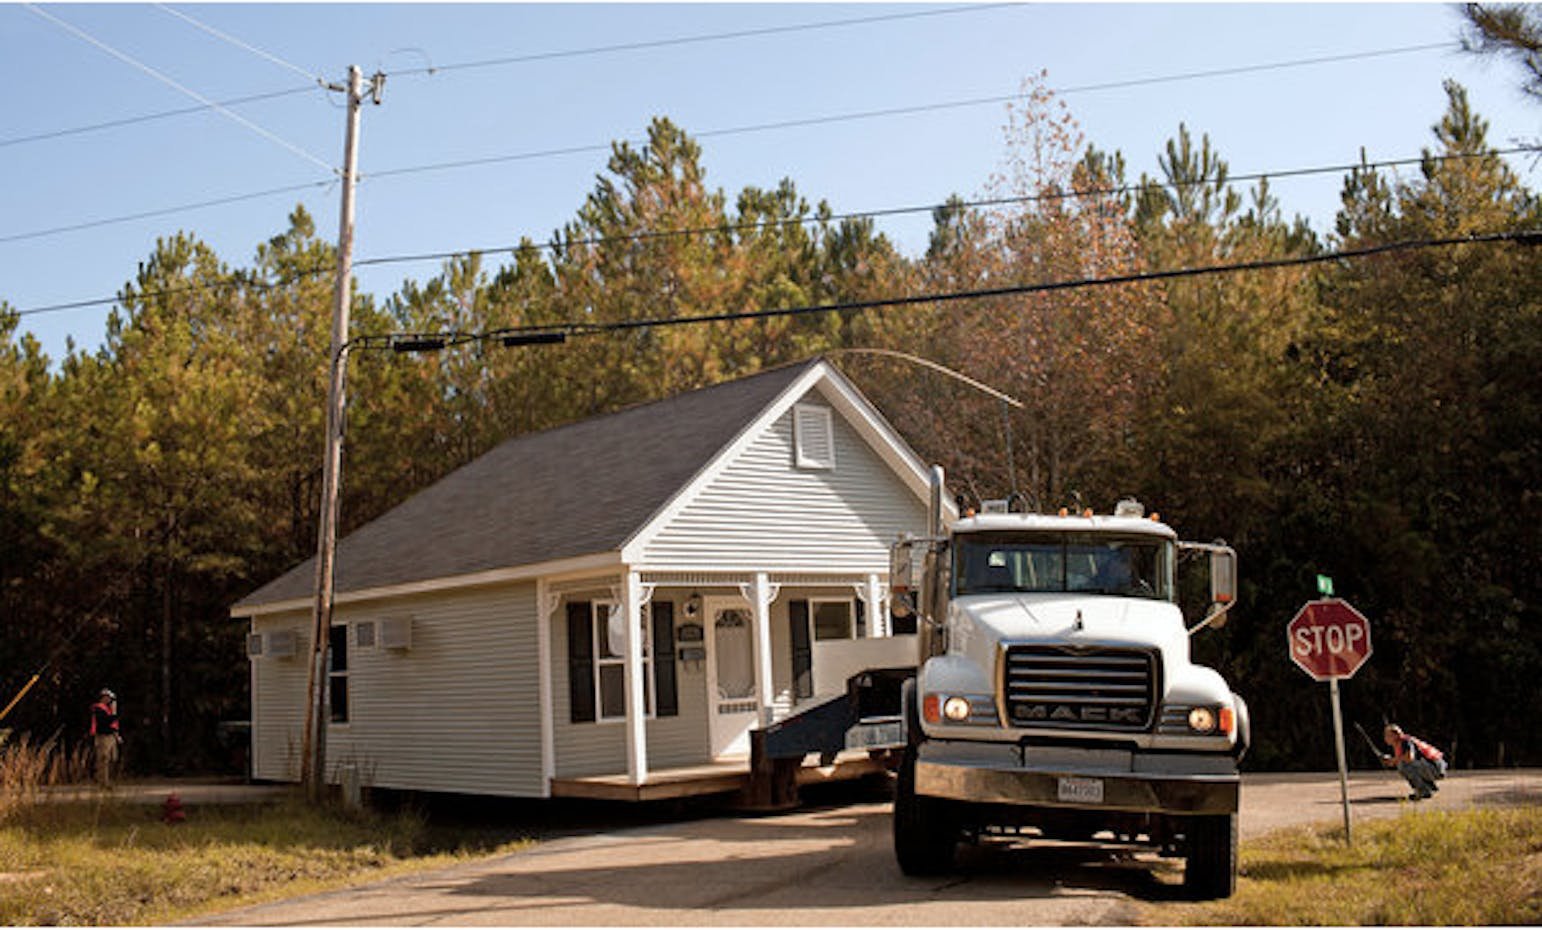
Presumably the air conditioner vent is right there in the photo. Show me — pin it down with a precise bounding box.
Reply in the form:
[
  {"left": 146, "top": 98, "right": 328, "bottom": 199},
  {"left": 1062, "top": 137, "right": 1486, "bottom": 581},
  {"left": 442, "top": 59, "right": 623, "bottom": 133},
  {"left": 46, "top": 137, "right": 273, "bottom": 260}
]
[
  {"left": 380, "top": 616, "right": 412, "bottom": 650},
  {"left": 266, "top": 630, "right": 298, "bottom": 659}
]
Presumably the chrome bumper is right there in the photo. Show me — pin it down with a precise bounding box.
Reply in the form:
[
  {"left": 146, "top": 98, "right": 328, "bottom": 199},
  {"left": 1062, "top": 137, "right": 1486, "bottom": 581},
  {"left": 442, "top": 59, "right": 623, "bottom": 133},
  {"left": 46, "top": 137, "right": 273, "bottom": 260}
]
[{"left": 914, "top": 743, "right": 1239, "bottom": 815}]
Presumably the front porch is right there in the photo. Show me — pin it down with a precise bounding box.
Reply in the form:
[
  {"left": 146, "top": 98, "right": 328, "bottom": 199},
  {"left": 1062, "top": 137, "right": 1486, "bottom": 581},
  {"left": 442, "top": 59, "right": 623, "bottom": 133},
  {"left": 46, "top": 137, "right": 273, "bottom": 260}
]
[{"left": 542, "top": 569, "right": 915, "bottom": 797}]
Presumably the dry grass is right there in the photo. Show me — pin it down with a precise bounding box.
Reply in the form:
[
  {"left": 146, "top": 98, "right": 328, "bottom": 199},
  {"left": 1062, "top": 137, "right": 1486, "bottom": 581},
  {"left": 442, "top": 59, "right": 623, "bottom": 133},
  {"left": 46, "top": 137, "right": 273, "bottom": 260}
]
[
  {"left": 1151, "top": 805, "right": 1542, "bottom": 925},
  {"left": 0, "top": 792, "right": 533, "bottom": 925},
  {"left": 0, "top": 735, "right": 89, "bottom": 819}
]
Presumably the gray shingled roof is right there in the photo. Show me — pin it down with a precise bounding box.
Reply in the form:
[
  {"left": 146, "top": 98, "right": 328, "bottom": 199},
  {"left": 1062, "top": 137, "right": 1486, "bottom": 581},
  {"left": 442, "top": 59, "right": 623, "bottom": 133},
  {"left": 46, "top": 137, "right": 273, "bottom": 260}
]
[{"left": 234, "top": 360, "right": 821, "bottom": 611}]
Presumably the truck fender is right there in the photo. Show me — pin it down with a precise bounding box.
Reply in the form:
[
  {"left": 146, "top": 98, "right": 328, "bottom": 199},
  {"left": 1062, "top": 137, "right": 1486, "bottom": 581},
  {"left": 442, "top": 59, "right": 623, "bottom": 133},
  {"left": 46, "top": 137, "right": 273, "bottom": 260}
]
[{"left": 1232, "top": 692, "right": 1251, "bottom": 761}]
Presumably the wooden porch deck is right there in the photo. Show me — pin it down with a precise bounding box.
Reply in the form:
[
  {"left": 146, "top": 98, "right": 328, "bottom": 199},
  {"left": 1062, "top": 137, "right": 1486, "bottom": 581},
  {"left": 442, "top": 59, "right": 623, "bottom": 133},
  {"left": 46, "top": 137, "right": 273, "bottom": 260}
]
[{"left": 548, "top": 750, "right": 890, "bottom": 803}]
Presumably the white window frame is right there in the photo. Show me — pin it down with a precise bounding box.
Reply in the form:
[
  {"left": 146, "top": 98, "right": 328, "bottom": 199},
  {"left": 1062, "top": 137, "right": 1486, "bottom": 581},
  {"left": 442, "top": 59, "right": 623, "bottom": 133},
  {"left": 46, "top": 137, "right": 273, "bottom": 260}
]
[
  {"left": 592, "top": 600, "right": 655, "bottom": 723},
  {"left": 327, "top": 623, "right": 350, "bottom": 726},
  {"left": 793, "top": 403, "right": 836, "bottom": 470},
  {"left": 352, "top": 619, "right": 378, "bottom": 654},
  {"left": 809, "top": 597, "right": 856, "bottom": 641}
]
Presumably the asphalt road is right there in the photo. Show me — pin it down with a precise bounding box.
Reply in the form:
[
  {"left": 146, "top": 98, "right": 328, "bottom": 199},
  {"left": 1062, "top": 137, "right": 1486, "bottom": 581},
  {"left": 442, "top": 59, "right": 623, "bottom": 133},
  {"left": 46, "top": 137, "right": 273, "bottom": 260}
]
[{"left": 199, "top": 768, "right": 1542, "bottom": 927}]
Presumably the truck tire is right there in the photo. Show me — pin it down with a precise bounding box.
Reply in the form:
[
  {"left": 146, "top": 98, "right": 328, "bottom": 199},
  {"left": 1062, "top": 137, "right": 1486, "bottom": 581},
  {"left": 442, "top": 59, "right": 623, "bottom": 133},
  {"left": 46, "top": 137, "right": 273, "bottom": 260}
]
[
  {"left": 893, "top": 747, "right": 957, "bottom": 875},
  {"left": 1183, "top": 812, "right": 1237, "bottom": 899},
  {"left": 893, "top": 679, "right": 956, "bottom": 875}
]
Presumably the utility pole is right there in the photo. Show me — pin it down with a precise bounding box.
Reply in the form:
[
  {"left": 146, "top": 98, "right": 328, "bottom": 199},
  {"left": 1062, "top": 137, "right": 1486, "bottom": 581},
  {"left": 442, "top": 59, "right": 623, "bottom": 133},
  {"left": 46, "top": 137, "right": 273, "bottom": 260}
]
[{"left": 301, "top": 64, "right": 382, "bottom": 802}]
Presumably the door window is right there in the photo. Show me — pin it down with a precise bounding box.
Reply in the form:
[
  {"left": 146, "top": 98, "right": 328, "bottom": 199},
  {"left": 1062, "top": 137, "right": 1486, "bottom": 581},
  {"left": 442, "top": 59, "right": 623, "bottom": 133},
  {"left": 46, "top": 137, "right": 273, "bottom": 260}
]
[{"left": 714, "top": 608, "right": 755, "bottom": 700}]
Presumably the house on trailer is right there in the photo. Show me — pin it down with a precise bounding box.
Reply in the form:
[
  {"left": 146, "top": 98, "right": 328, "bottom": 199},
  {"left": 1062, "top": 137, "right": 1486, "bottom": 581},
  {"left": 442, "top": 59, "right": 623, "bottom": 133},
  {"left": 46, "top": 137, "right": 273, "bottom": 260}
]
[{"left": 231, "top": 358, "right": 940, "bottom": 800}]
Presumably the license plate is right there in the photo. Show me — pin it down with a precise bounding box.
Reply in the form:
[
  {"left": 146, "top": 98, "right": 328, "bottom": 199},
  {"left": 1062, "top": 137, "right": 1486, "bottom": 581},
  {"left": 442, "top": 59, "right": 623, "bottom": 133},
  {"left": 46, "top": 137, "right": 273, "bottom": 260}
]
[{"left": 1057, "top": 776, "right": 1105, "bottom": 804}]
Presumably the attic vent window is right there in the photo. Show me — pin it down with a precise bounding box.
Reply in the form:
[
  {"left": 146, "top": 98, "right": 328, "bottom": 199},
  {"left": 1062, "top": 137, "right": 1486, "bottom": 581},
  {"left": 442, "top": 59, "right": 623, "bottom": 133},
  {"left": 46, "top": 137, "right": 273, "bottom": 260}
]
[{"left": 793, "top": 404, "right": 835, "bottom": 470}]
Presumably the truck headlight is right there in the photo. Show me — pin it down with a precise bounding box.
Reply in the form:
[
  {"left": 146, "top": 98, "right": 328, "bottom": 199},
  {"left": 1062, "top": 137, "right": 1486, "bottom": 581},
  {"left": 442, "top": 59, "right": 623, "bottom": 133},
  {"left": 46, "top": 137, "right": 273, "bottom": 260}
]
[
  {"left": 1188, "top": 707, "right": 1217, "bottom": 733},
  {"left": 943, "top": 697, "right": 972, "bottom": 721},
  {"left": 923, "top": 692, "right": 998, "bottom": 726}
]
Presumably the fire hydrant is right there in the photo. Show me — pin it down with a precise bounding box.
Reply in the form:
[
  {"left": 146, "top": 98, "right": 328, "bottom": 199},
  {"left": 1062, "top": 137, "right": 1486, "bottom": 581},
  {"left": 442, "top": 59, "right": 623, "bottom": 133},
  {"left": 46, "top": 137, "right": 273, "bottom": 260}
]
[{"left": 162, "top": 793, "right": 185, "bottom": 824}]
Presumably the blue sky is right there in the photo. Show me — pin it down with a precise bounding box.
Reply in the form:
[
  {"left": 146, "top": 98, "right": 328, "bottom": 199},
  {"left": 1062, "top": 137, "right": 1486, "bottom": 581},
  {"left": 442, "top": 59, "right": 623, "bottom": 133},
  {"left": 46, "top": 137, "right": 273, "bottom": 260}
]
[{"left": 3, "top": 3, "right": 1538, "bottom": 361}]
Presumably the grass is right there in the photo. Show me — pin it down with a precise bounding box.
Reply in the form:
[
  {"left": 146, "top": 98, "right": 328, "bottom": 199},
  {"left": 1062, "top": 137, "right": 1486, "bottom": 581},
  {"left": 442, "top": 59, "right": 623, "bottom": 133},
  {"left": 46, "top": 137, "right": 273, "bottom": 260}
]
[
  {"left": 0, "top": 734, "right": 89, "bottom": 820},
  {"left": 0, "top": 794, "right": 534, "bottom": 925},
  {"left": 1150, "top": 805, "right": 1542, "bottom": 925}
]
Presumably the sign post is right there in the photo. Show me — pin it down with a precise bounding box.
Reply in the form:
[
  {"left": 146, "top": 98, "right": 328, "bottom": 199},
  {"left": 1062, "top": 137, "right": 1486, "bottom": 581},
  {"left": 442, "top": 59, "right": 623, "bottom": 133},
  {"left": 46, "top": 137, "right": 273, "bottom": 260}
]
[{"left": 1288, "top": 596, "right": 1373, "bottom": 843}]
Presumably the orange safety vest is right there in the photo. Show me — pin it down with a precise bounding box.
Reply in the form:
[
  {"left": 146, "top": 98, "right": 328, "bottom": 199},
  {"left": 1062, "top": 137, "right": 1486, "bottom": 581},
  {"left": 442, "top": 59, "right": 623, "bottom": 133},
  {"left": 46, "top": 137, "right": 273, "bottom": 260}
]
[
  {"left": 89, "top": 701, "right": 118, "bottom": 736},
  {"left": 1397, "top": 733, "right": 1442, "bottom": 764}
]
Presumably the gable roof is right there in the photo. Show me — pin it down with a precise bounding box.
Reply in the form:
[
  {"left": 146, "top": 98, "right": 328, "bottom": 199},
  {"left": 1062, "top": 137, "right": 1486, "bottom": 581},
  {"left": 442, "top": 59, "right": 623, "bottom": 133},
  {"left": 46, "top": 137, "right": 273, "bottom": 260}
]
[{"left": 234, "top": 360, "right": 825, "bottom": 614}]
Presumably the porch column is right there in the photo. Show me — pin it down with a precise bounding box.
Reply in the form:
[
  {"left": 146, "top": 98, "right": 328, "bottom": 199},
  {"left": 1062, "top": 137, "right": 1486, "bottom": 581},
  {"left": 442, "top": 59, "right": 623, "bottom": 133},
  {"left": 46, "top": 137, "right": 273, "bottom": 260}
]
[
  {"left": 535, "top": 579, "right": 558, "bottom": 795},
  {"left": 865, "top": 573, "right": 886, "bottom": 638},
  {"left": 750, "top": 572, "right": 777, "bottom": 727},
  {"left": 621, "top": 571, "right": 648, "bottom": 786}
]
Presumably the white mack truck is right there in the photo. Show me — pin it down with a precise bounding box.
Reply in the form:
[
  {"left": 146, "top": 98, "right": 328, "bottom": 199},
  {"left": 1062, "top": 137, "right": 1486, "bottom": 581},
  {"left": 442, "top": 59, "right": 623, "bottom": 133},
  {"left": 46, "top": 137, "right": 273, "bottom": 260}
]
[{"left": 888, "top": 467, "right": 1248, "bottom": 898}]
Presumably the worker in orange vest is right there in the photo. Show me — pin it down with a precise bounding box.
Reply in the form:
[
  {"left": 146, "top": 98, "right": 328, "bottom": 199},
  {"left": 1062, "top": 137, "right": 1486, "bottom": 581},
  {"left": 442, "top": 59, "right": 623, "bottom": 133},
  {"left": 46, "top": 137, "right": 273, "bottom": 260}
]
[
  {"left": 1381, "top": 723, "right": 1446, "bottom": 800},
  {"left": 89, "top": 688, "right": 121, "bottom": 787}
]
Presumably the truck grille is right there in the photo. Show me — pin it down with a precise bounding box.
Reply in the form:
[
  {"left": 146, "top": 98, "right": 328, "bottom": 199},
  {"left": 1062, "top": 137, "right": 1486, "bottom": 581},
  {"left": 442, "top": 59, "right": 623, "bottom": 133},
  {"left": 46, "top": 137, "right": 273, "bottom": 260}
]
[{"left": 1001, "top": 645, "right": 1157, "bottom": 731}]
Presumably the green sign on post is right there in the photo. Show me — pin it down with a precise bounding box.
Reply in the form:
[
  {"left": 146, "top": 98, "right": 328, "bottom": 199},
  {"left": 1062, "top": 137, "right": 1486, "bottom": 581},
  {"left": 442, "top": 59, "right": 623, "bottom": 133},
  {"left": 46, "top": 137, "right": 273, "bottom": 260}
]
[{"left": 1316, "top": 574, "right": 1335, "bottom": 597}]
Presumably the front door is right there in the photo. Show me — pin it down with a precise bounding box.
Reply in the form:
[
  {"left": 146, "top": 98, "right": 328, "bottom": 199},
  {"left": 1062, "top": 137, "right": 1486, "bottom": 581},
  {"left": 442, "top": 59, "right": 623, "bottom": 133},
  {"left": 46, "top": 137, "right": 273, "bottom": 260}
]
[{"left": 704, "top": 599, "right": 759, "bottom": 758}]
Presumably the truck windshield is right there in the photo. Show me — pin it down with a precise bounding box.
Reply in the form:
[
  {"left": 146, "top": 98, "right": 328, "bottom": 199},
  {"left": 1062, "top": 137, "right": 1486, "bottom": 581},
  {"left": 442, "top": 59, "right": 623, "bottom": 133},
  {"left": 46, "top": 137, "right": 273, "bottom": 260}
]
[{"left": 953, "top": 532, "right": 1174, "bottom": 601}]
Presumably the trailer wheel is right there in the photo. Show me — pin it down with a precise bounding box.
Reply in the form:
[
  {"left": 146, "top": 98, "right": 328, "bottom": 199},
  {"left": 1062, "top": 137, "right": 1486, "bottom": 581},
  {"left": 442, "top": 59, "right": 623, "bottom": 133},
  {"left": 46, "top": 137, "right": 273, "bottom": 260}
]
[
  {"left": 1183, "top": 813, "right": 1237, "bottom": 899},
  {"left": 893, "top": 748, "right": 957, "bottom": 875}
]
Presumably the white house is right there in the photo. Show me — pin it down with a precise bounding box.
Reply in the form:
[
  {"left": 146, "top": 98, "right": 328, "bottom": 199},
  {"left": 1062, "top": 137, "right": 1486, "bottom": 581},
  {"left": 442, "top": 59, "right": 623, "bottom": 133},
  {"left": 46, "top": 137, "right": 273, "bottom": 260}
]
[{"left": 231, "top": 358, "right": 938, "bottom": 800}]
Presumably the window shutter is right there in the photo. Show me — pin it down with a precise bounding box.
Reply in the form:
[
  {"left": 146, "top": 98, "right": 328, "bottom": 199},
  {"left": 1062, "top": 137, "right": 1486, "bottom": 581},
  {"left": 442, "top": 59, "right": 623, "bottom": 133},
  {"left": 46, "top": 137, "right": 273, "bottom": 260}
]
[
  {"left": 854, "top": 597, "right": 866, "bottom": 638},
  {"left": 567, "top": 601, "right": 595, "bottom": 723},
  {"left": 789, "top": 599, "right": 812, "bottom": 700},
  {"left": 651, "top": 602, "right": 678, "bottom": 718}
]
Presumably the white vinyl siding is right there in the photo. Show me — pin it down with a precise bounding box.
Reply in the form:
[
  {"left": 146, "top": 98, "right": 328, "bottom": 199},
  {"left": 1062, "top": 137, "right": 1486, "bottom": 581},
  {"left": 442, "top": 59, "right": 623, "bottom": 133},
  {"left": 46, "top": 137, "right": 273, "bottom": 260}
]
[
  {"left": 640, "top": 394, "right": 926, "bottom": 571},
  {"left": 553, "top": 591, "right": 710, "bottom": 778},
  {"left": 250, "top": 613, "right": 309, "bottom": 783},
  {"left": 248, "top": 584, "right": 544, "bottom": 797}
]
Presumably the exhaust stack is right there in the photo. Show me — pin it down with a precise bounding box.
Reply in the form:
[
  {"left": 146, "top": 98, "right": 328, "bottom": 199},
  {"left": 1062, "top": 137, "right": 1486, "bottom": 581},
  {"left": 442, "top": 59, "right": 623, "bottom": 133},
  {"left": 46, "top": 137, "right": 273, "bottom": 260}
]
[{"left": 928, "top": 465, "right": 946, "bottom": 537}]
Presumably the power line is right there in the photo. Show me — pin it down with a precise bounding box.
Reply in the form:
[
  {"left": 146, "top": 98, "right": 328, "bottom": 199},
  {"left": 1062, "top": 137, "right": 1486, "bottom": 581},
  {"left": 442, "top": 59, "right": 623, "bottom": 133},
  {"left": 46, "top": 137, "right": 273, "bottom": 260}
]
[
  {"left": 386, "top": 4, "right": 1018, "bottom": 77},
  {"left": 155, "top": 4, "right": 326, "bottom": 87},
  {"left": 337, "top": 230, "right": 1542, "bottom": 354},
  {"left": 3, "top": 43, "right": 1493, "bottom": 249},
  {"left": 12, "top": 147, "right": 1529, "bottom": 316},
  {"left": 367, "top": 42, "right": 1457, "bottom": 183},
  {"left": 1, "top": 4, "right": 1011, "bottom": 153},
  {"left": 0, "top": 180, "right": 334, "bottom": 246},
  {"left": 3, "top": 36, "right": 1467, "bottom": 246},
  {"left": 463, "top": 230, "right": 1542, "bottom": 342},
  {"left": 9, "top": 129, "right": 1529, "bottom": 256},
  {"left": 1056, "top": 42, "right": 1454, "bottom": 98},
  {"left": 15, "top": 228, "right": 1536, "bottom": 325},
  {"left": 23, "top": 4, "right": 336, "bottom": 174},
  {"left": 353, "top": 147, "right": 1537, "bottom": 270},
  {"left": 0, "top": 86, "right": 319, "bottom": 150}
]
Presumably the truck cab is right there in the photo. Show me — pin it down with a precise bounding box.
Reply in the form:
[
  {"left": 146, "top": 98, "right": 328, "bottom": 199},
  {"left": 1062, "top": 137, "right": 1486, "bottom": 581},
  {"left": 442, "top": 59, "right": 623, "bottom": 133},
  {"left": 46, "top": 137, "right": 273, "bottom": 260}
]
[{"left": 890, "top": 469, "right": 1247, "bottom": 899}]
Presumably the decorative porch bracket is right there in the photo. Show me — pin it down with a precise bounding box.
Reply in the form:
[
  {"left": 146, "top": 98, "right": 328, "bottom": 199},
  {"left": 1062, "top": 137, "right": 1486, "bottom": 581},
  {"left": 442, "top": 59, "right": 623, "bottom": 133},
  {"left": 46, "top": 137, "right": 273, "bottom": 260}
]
[{"left": 851, "top": 574, "right": 889, "bottom": 638}]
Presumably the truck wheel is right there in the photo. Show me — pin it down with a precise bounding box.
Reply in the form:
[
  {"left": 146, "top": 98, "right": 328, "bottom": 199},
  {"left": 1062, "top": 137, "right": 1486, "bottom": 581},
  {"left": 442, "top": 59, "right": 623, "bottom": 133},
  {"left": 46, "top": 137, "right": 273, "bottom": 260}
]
[
  {"left": 1183, "top": 813, "right": 1237, "bottom": 899},
  {"left": 893, "top": 748, "right": 957, "bottom": 875}
]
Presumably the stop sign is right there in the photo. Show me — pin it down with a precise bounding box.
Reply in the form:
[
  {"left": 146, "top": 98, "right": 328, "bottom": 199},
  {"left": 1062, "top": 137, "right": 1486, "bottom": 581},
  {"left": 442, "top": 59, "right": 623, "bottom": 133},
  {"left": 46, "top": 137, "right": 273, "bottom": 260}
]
[{"left": 1287, "top": 598, "right": 1373, "bottom": 681}]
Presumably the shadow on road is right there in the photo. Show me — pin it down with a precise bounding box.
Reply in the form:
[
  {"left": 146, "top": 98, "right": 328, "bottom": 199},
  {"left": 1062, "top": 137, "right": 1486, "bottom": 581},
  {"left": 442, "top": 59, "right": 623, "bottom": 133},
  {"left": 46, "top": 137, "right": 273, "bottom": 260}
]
[
  {"left": 1347, "top": 793, "right": 1407, "bottom": 806},
  {"left": 1475, "top": 785, "right": 1542, "bottom": 806},
  {"left": 231, "top": 806, "right": 1190, "bottom": 926}
]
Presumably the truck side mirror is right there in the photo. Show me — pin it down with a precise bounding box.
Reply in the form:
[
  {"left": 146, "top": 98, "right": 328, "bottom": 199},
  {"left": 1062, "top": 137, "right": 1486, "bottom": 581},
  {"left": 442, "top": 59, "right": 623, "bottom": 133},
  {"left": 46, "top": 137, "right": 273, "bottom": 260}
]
[
  {"left": 1179, "top": 541, "right": 1238, "bottom": 634},
  {"left": 1210, "top": 548, "right": 1237, "bottom": 614}
]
